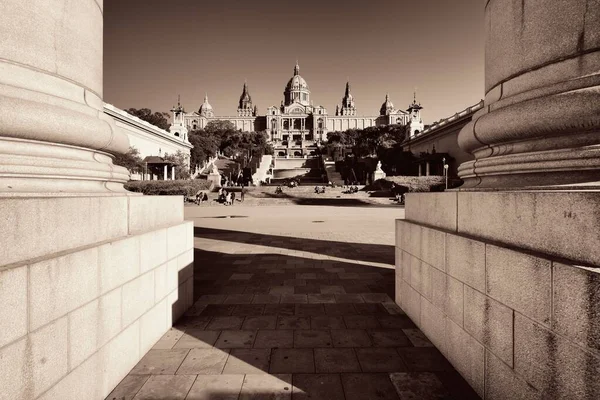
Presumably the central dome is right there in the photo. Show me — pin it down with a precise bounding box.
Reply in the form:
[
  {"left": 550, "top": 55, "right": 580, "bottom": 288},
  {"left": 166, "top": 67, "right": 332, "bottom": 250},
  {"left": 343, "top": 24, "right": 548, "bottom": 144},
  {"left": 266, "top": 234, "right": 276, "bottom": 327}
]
[{"left": 284, "top": 62, "right": 311, "bottom": 106}]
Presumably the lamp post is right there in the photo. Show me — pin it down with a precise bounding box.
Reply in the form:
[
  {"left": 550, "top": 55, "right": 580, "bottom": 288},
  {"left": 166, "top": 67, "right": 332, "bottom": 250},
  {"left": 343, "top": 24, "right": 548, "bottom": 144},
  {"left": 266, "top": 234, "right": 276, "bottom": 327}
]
[{"left": 443, "top": 157, "right": 449, "bottom": 190}]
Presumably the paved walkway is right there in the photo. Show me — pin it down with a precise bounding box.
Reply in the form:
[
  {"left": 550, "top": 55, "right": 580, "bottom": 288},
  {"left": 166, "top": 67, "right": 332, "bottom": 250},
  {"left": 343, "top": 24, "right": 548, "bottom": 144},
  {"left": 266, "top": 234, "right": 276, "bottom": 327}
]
[{"left": 107, "top": 205, "right": 479, "bottom": 399}]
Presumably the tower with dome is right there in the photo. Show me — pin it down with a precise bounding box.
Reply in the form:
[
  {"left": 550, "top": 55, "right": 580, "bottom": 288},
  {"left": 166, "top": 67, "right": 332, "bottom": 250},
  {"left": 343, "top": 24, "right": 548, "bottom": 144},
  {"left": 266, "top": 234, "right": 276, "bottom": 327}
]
[{"left": 171, "top": 62, "right": 417, "bottom": 158}]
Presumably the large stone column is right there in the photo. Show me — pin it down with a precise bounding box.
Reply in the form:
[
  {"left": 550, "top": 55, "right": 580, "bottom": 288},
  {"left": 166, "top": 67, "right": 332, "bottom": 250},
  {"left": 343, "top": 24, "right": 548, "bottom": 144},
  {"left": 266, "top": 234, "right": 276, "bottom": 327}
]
[
  {"left": 457, "top": 0, "right": 600, "bottom": 188},
  {"left": 396, "top": 1, "right": 600, "bottom": 399},
  {"left": 0, "top": 0, "right": 130, "bottom": 194}
]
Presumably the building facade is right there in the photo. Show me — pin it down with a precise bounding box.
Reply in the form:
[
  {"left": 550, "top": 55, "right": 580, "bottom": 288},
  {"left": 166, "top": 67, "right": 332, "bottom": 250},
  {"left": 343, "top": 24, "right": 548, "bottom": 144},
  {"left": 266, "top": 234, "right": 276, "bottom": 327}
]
[{"left": 170, "top": 63, "right": 421, "bottom": 157}]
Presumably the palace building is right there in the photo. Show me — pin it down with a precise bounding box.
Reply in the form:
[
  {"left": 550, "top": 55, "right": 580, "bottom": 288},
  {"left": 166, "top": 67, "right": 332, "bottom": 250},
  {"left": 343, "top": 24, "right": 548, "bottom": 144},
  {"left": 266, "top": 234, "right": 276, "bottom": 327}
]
[{"left": 170, "top": 62, "right": 424, "bottom": 157}]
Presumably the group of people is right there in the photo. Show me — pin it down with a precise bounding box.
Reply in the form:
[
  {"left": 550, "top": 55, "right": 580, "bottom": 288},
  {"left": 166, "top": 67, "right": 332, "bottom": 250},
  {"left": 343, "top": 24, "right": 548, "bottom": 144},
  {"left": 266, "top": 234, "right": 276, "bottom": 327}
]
[
  {"left": 217, "top": 187, "right": 236, "bottom": 205},
  {"left": 343, "top": 185, "right": 359, "bottom": 194},
  {"left": 194, "top": 191, "right": 209, "bottom": 205},
  {"left": 274, "top": 186, "right": 284, "bottom": 195},
  {"left": 314, "top": 186, "right": 326, "bottom": 194}
]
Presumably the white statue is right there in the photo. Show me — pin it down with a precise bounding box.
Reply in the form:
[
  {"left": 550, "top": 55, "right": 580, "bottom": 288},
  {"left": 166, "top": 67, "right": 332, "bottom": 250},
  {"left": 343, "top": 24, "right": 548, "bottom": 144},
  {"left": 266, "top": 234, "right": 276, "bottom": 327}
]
[
  {"left": 210, "top": 163, "right": 219, "bottom": 174},
  {"left": 376, "top": 160, "right": 383, "bottom": 172}
]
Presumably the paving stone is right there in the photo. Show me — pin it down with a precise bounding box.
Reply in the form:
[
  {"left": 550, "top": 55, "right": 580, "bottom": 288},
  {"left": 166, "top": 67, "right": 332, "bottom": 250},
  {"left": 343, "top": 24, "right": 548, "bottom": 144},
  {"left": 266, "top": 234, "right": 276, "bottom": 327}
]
[
  {"left": 201, "top": 304, "right": 236, "bottom": 316},
  {"left": 239, "top": 374, "right": 293, "bottom": 400},
  {"left": 320, "top": 286, "right": 346, "bottom": 295},
  {"left": 254, "top": 330, "right": 294, "bottom": 349},
  {"left": 264, "top": 304, "right": 296, "bottom": 316},
  {"left": 152, "top": 328, "right": 185, "bottom": 350},
  {"left": 389, "top": 372, "right": 451, "bottom": 400},
  {"left": 341, "top": 373, "right": 400, "bottom": 400},
  {"left": 369, "top": 330, "right": 412, "bottom": 347},
  {"left": 130, "top": 349, "right": 189, "bottom": 375},
  {"left": 222, "top": 348, "right": 271, "bottom": 374},
  {"left": 403, "top": 329, "right": 434, "bottom": 347},
  {"left": 295, "top": 304, "right": 326, "bottom": 316},
  {"left": 397, "top": 348, "right": 453, "bottom": 372},
  {"left": 281, "top": 294, "right": 309, "bottom": 304},
  {"left": 269, "top": 348, "right": 315, "bottom": 373},
  {"left": 174, "top": 316, "right": 212, "bottom": 330},
  {"left": 277, "top": 316, "right": 311, "bottom": 330},
  {"left": 356, "top": 348, "right": 407, "bottom": 372},
  {"left": 133, "top": 375, "right": 195, "bottom": 400},
  {"left": 295, "top": 284, "right": 322, "bottom": 294},
  {"left": 297, "top": 273, "right": 317, "bottom": 279},
  {"left": 284, "top": 279, "right": 307, "bottom": 286},
  {"left": 294, "top": 330, "right": 333, "bottom": 348},
  {"left": 344, "top": 316, "right": 380, "bottom": 329},
  {"left": 325, "top": 304, "right": 358, "bottom": 316},
  {"left": 291, "top": 374, "right": 345, "bottom": 400},
  {"left": 382, "top": 303, "right": 406, "bottom": 316},
  {"left": 231, "top": 304, "right": 265, "bottom": 316},
  {"left": 187, "top": 375, "right": 245, "bottom": 400},
  {"left": 270, "top": 286, "right": 295, "bottom": 295},
  {"left": 331, "top": 329, "right": 372, "bottom": 347},
  {"left": 252, "top": 294, "right": 281, "bottom": 304},
  {"left": 307, "top": 294, "right": 336, "bottom": 304},
  {"left": 361, "top": 293, "right": 394, "bottom": 303},
  {"left": 196, "top": 295, "right": 228, "bottom": 305},
  {"left": 334, "top": 294, "right": 365, "bottom": 303},
  {"left": 378, "top": 315, "right": 416, "bottom": 329},
  {"left": 311, "top": 316, "right": 346, "bottom": 330},
  {"left": 173, "top": 330, "right": 220, "bottom": 349},
  {"left": 215, "top": 330, "right": 257, "bottom": 348},
  {"left": 176, "top": 348, "right": 230, "bottom": 375},
  {"left": 242, "top": 315, "right": 278, "bottom": 330},
  {"left": 224, "top": 294, "right": 254, "bottom": 304},
  {"left": 354, "top": 303, "right": 389, "bottom": 315},
  {"left": 314, "top": 348, "right": 361, "bottom": 373},
  {"left": 106, "top": 374, "right": 150, "bottom": 400},
  {"left": 207, "top": 316, "right": 245, "bottom": 330}
]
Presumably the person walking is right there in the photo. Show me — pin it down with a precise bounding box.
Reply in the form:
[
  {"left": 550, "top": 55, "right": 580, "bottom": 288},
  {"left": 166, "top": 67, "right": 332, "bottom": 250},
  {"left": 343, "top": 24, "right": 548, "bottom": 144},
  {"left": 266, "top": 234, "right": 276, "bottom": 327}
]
[{"left": 241, "top": 186, "right": 245, "bottom": 202}]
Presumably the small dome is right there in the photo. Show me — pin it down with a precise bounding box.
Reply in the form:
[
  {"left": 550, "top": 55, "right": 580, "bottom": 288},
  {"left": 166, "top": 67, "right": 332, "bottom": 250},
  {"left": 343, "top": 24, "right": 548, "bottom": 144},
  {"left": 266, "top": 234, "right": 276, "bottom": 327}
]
[{"left": 199, "top": 94, "right": 213, "bottom": 113}]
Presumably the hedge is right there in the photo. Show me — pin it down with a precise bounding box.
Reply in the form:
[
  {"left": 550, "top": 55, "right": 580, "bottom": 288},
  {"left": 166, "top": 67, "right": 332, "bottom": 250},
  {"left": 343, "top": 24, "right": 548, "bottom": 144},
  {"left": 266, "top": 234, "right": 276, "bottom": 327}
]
[
  {"left": 366, "top": 176, "right": 447, "bottom": 193},
  {"left": 124, "top": 180, "right": 212, "bottom": 196}
]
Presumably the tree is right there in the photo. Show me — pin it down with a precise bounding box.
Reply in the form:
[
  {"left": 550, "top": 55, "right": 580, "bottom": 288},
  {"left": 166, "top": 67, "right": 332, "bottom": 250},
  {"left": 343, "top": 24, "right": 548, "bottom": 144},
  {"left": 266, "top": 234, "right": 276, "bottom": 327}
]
[
  {"left": 189, "top": 129, "right": 220, "bottom": 166},
  {"left": 164, "top": 150, "right": 191, "bottom": 180},
  {"left": 113, "top": 146, "right": 144, "bottom": 174},
  {"left": 125, "top": 108, "right": 171, "bottom": 131}
]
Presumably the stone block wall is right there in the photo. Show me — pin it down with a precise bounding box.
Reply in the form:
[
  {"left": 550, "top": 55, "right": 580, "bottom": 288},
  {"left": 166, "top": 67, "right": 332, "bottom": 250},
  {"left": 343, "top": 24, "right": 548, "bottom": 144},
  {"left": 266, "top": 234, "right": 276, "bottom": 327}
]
[
  {"left": 0, "top": 195, "right": 194, "bottom": 400},
  {"left": 396, "top": 192, "right": 600, "bottom": 399}
]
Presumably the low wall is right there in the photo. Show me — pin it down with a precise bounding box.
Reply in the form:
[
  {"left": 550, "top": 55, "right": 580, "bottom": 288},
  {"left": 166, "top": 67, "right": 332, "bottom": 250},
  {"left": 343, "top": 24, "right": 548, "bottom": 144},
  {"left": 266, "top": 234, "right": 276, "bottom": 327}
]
[
  {"left": 0, "top": 195, "right": 194, "bottom": 400},
  {"left": 396, "top": 192, "right": 600, "bottom": 399}
]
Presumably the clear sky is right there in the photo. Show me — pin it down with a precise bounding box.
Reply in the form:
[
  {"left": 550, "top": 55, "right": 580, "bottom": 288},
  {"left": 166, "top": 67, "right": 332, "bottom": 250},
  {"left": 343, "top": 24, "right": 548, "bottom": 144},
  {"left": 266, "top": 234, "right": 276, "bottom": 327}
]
[{"left": 103, "top": 0, "right": 485, "bottom": 124}]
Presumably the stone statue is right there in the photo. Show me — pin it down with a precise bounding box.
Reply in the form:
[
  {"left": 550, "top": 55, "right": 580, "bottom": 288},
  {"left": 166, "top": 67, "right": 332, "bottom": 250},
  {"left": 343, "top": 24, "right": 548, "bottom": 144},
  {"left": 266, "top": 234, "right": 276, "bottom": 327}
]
[
  {"left": 376, "top": 160, "right": 383, "bottom": 172},
  {"left": 210, "top": 163, "right": 219, "bottom": 174}
]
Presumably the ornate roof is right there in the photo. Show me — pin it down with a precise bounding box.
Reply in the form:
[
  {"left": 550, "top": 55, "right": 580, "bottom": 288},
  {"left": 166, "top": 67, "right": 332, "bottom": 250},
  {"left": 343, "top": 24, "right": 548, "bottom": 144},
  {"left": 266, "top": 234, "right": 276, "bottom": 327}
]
[
  {"left": 380, "top": 93, "right": 394, "bottom": 115},
  {"left": 199, "top": 93, "right": 213, "bottom": 113}
]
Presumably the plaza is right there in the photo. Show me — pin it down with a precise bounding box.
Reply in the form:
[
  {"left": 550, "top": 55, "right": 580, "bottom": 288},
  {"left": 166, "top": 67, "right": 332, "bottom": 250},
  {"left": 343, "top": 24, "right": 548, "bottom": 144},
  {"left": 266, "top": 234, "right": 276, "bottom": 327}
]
[{"left": 107, "top": 204, "right": 479, "bottom": 399}]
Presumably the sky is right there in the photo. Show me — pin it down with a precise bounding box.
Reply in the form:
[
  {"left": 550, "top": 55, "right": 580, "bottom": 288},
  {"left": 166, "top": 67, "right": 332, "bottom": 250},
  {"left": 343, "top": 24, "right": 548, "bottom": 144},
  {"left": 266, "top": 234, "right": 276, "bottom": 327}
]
[{"left": 103, "top": 0, "right": 485, "bottom": 125}]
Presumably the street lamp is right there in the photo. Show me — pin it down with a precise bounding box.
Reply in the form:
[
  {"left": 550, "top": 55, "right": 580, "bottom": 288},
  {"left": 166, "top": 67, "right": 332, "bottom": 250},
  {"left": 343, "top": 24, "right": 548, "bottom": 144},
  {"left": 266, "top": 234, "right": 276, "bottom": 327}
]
[{"left": 443, "top": 157, "right": 449, "bottom": 190}]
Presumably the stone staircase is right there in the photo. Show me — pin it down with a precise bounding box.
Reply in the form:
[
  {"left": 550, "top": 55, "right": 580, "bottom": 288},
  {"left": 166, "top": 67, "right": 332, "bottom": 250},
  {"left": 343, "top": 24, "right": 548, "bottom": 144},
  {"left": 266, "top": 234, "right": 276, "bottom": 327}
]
[{"left": 251, "top": 154, "right": 273, "bottom": 185}]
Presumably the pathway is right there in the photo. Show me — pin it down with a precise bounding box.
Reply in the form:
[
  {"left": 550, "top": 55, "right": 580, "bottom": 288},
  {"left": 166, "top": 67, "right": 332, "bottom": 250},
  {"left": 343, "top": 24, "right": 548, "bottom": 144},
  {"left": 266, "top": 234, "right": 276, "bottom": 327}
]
[{"left": 107, "top": 205, "right": 480, "bottom": 399}]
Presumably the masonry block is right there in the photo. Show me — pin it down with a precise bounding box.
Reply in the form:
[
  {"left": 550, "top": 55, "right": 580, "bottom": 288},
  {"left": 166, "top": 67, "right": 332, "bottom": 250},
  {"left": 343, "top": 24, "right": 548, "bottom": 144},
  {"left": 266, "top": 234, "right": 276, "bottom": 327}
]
[
  {"left": 445, "top": 319, "right": 485, "bottom": 398},
  {"left": 0, "top": 338, "right": 30, "bottom": 400},
  {"left": 514, "top": 313, "right": 600, "bottom": 398},
  {"left": 168, "top": 222, "right": 191, "bottom": 259},
  {"left": 485, "top": 351, "right": 541, "bottom": 400},
  {"left": 401, "top": 250, "right": 412, "bottom": 284},
  {"left": 31, "top": 317, "right": 69, "bottom": 398},
  {"left": 98, "top": 321, "right": 141, "bottom": 398},
  {"left": 402, "top": 281, "right": 421, "bottom": 325},
  {"left": 178, "top": 248, "right": 194, "bottom": 280},
  {"left": 405, "top": 192, "right": 458, "bottom": 232},
  {"left": 0, "top": 196, "right": 127, "bottom": 267},
  {"left": 486, "top": 245, "right": 552, "bottom": 326},
  {"left": 420, "top": 297, "right": 447, "bottom": 356},
  {"left": 420, "top": 226, "right": 445, "bottom": 271},
  {"left": 553, "top": 262, "right": 600, "bottom": 353},
  {"left": 445, "top": 234, "right": 485, "bottom": 292},
  {"left": 395, "top": 260, "right": 403, "bottom": 305},
  {"left": 0, "top": 265, "right": 27, "bottom": 348},
  {"left": 68, "top": 286, "right": 122, "bottom": 370},
  {"left": 99, "top": 236, "right": 141, "bottom": 295},
  {"left": 139, "top": 299, "right": 168, "bottom": 355},
  {"left": 154, "top": 262, "right": 169, "bottom": 303},
  {"left": 128, "top": 196, "right": 183, "bottom": 234},
  {"left": 139, "top": 228, "right": 167, "bottom": 274},
  {"left": 166, "top": 259, "right": 179, "bottom": 294},
  {"left": 29, "top": 246, "right": 99, "bottom": 331},
  {"left": 445, "top": 275, "right": 464, "bottom": 327},
  {"left": 122, "top": 271, "right": 155, "bottom": 327},
  {"left": 464, "top": 286, "right": 514, "bottom": 367}
]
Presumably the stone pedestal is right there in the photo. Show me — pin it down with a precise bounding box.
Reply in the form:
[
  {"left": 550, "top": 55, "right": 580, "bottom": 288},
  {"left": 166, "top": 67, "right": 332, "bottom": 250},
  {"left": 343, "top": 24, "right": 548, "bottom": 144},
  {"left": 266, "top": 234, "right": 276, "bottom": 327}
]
[
  {"left": 0, "top": 1, "right": 194, "bottom": 399},
  {"left": 208, "top": 171, "right": 222, "bottom": 189},
  {"left": 396, "top": 1, "right": 600, "bottom": 398}
]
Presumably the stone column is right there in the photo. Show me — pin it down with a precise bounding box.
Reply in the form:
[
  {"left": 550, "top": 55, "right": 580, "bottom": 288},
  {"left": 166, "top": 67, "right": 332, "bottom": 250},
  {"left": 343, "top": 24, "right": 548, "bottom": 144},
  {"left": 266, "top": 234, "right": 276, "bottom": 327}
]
[
  {"left": 425, "top": 162, "right": 430, "bottom": 177},
  {"left": 171, "top": 166, "right": 175, "bottom": 180},
  {"left": 457, "top": 0, "right": 600, "bottom": 188},
  {"left": 0, "top": 0, "right": 130, "bottom": 194},
  {"left": 163, "top": 165, "right": 168, "bottom": 180}
]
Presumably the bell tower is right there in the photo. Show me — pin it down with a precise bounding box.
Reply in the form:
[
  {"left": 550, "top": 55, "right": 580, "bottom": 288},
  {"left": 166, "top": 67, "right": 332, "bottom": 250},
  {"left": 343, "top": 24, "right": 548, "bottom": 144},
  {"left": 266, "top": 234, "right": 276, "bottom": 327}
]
[{"left": 407, "top": 92, "right": 424, "bottom": 137}]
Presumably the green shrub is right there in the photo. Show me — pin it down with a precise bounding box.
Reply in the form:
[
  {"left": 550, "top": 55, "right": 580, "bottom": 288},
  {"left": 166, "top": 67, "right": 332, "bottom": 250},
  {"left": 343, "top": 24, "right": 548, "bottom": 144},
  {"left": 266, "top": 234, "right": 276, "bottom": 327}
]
[
  {"left": 124, "top": 180, "right": 212, "bottom": 196},
  {"left": 366, "top": 176, "right": 446, "bottom": 192}
]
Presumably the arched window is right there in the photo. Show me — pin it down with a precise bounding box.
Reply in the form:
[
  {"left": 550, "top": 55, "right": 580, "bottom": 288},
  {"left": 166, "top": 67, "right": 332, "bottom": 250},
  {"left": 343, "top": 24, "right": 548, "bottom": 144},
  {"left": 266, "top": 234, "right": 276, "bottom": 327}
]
[
  {"left": 283, "top": 120, "right": 289, "bottom": 130},
  {"left": 317, "top": 118, "right": 324, "bottom": 129},
  {"left": 271, "top": 118, "right": 277, "bottom": 131}
]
